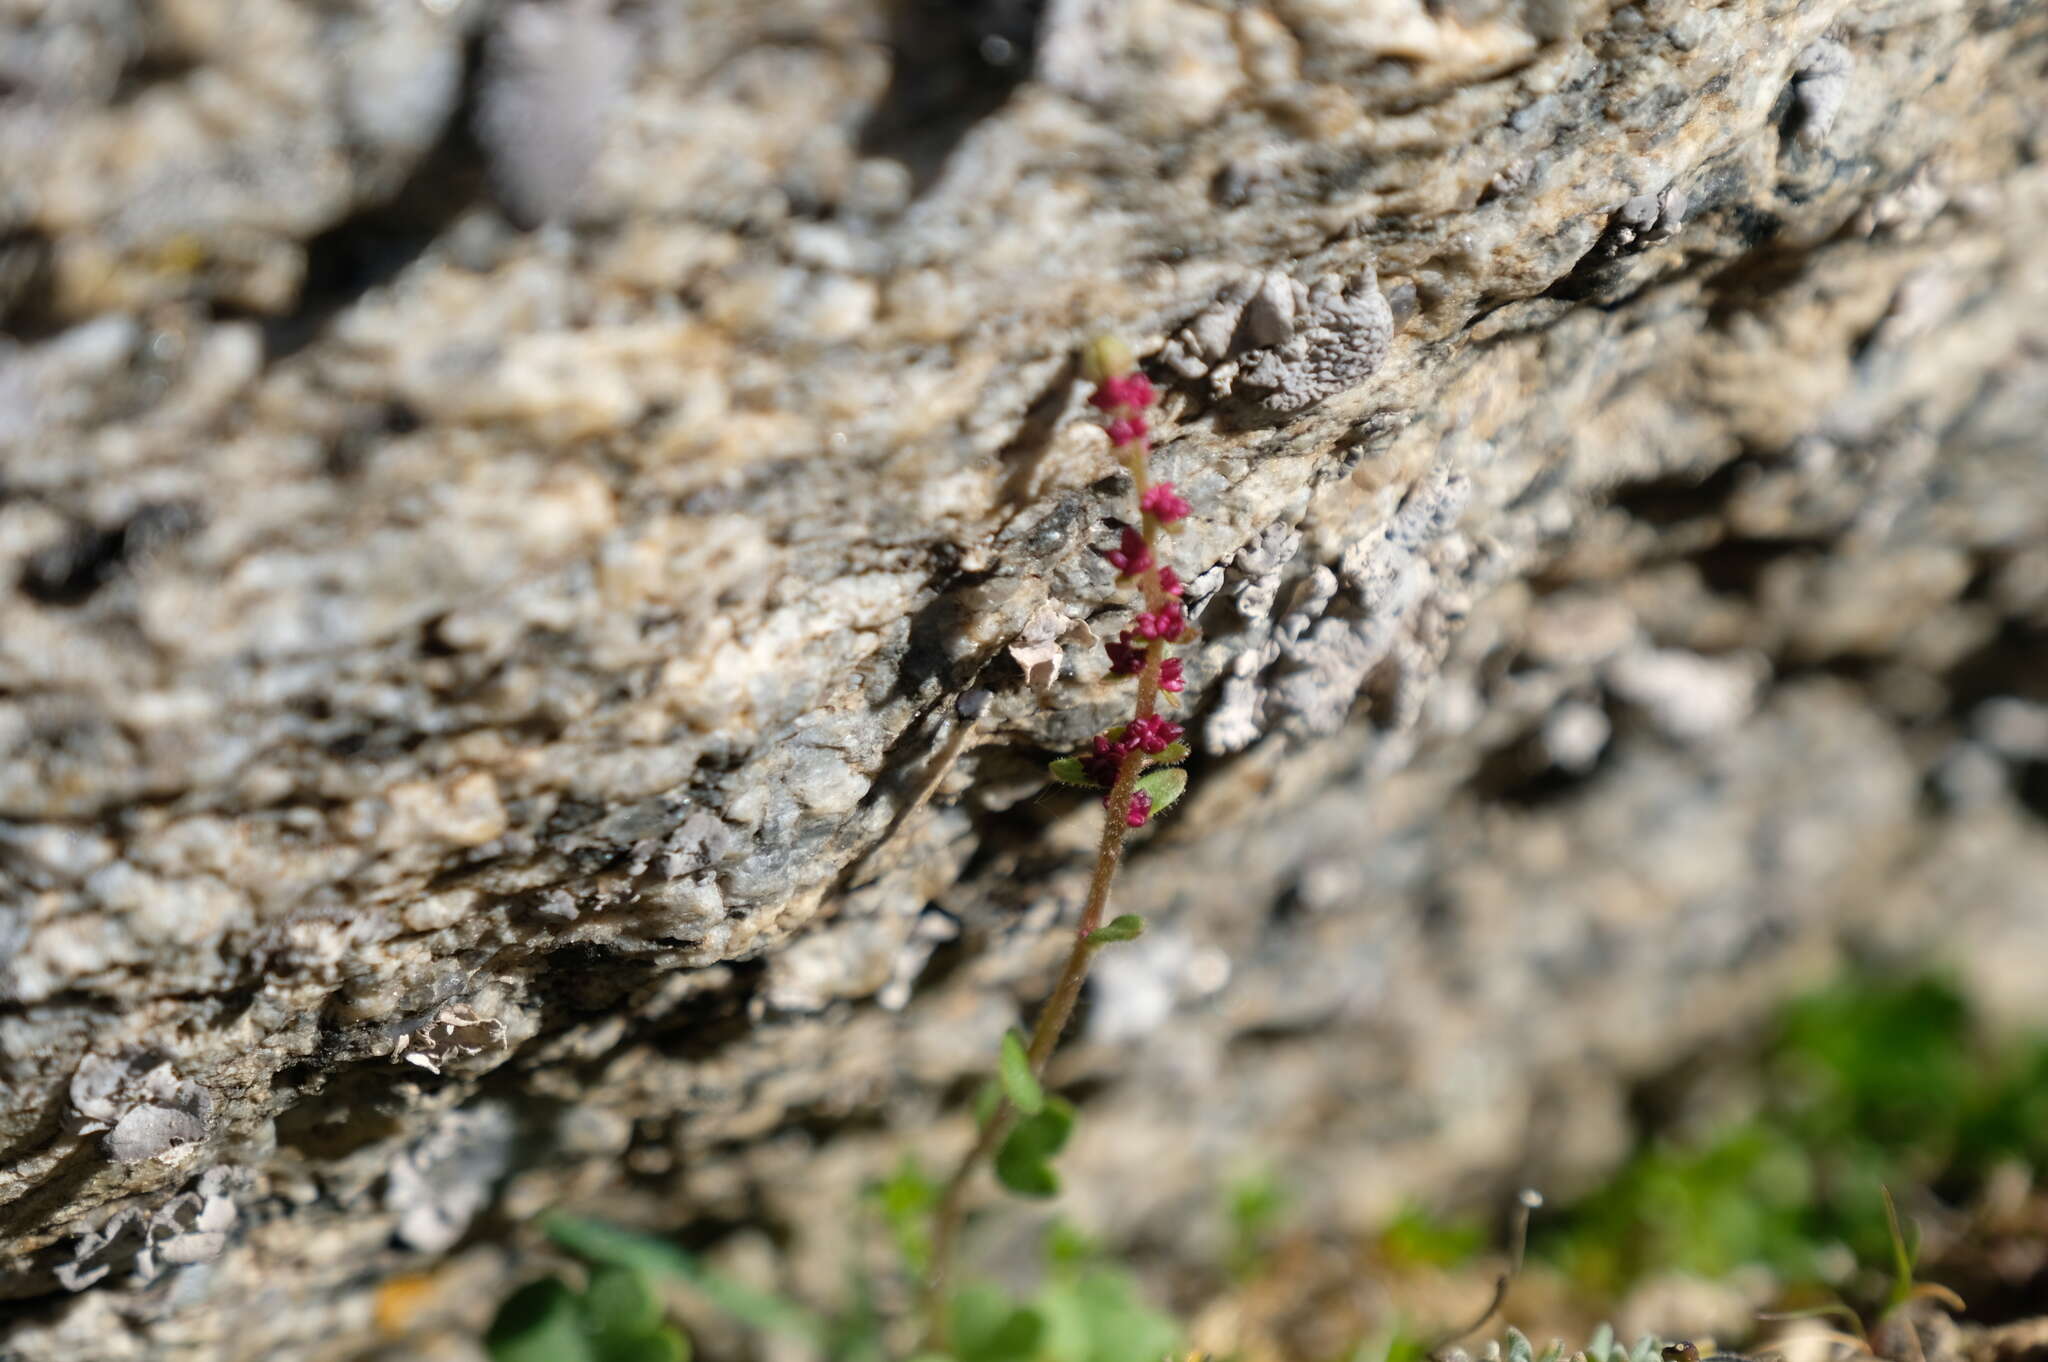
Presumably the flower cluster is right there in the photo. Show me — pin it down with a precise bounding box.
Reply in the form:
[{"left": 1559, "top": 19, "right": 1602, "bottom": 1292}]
[
  {"left": 1044, "top": 338, "right": 1197, "bottom": 830},
  {"left": 1077, "top": 715, "right": 1186, "bottom": 786}
]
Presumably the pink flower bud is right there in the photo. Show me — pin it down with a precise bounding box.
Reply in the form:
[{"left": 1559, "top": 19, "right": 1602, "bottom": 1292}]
[
  {"left": 1132, "top": 600, "right": 1186, "bottom": 642},
  {"left": 1139, "top": 483, "right": 1191, "bottom": 524},
  {"left": 1126, "top": 715, "right": 1183, "bottom": 753},
  {"left": 1089, "top": 372, "right": 1157, "bottom": 413},
  {"left": 1081, "top": 731, "right": 1132, "bottom": 785},
  {"left": 1106, "top": 631, "right": 1145, "bottom": 676},
  {"left": 1100, "top": 526, "right": 1154, "bottom": 576}
]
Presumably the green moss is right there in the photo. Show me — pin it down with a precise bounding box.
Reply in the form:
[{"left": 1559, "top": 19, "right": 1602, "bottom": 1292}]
[
  {"left": 1224, "top": 1168, "right": 1292, "bottom": 1279},
  {"left": 1536, "top": 971, "right": 2048, "bottom": 1294},
  {"left": 1377, "top": 1204, "right": 1487, "bottom": 1271}
]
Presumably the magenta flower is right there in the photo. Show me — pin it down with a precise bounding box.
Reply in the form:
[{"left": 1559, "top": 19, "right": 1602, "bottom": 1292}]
[
  {"left": 1100, "top": 526, "right": 1153, "bottom": 576},
  {"left": 1158, "top": 657, "right": 1185, "bottom": 692},
  {"left": 1089, "top": 372, "right": 1157, "bottom": 412},
  {"left": 1139, "top": 483, "right": 1191, "bottom": 524},
  {"left": 1121, "top": 790, "right": 1153, "bottom": 827},
  {"left": 1081, "top": 730, "right": 1132, "bottom": 785},
  {"left": 1106, "top": 415, "right": 1149, "bottom": 447},
  {"left": 1126, "top": 714, "right": 1183, "bottom": 753},
  {"left": 1156, "top": 565, "right": 1183, "bottom": 598},
  {"left": 1106, "top": 630, "right": 1145, "bottom": 676},
  {"left": 1132, "top": 600, "right": 1186, "bottom": 642}
]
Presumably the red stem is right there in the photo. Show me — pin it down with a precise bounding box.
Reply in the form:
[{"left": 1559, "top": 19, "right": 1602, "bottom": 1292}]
[{"left": 922, "top": 406, "right": 1170, "bottom": 1347}]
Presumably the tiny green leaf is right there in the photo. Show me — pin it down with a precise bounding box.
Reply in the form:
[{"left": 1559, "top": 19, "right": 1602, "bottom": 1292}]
[
  {"left": 1027, "top": 1098, "right": 1074, "bottom": 1155},
  {"left": 972, "top": 1079, "right": 1003, "bottom": 1129},
  {"left": 584, "top": 1265, "right": 662, "bottom": 1342},
  {"left": 1047, "top": 756, "right": 1099, "bottom": 788},
  {"left": 1035, "top": 1268, "right": 1179, "bottom": 1362},
  {"left": 1883, "top": 1184, "right": 1916, "bottom": 1309},
  {"left": 1134, "top": 767, "right": 1187, "bottom": 812},
  {"left": 872, "top": 1156, "right": 938, "bottom": 1274},
  {"left": 1085, "top": 915, "right": 1145, "bottom": 946},
  {"left": 994, "top": 1100, "right": 1074, "bottom": 1200},
  {"left": 487, "top": 1277, "right": 597, "bottom": 1362},
  {"left": 874, "top": 1158, "right": 936, "bottom": 1220},
  {"left": 595, "top": 1328, "right": 691, "bottom": 1362},
  {"left": 538, "top": 1215, "right": 826, "bottom": 1346},
  {"left": 951, "top": 1286, "right": 1045, "bottom": 1362},
  {"left": 998, "top": 1031, "right": 1044, "bottom": 1116},
  {"left": 994, "top": 1144, "right": 1058, "bottom": 1198},
  {"left": 1151, "top": 742, "right": 1189, "bottom": 765},
  {"left": 542, "top": 1214, "right": 694, "bottom": 1279}
]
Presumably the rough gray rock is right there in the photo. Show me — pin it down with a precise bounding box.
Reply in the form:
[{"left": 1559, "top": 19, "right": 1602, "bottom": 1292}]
[
  {"left": 1, "top": 0, "right": 2046, "bottom": 1356},
  {"left": 1162, "top": 266, "right": 1396, "bottom": 418}
]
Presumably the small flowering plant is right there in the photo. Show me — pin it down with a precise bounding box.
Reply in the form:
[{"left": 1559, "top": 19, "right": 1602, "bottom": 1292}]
[
  {"left": 1047, "top": 338, "right": 1196, "bottom": 831},
  {"left": 481, "top": 339, "right": 1202, "bottom": 1362},
  {"left": 919, "top": 337, "right": 1199, "bottom": 1346}
]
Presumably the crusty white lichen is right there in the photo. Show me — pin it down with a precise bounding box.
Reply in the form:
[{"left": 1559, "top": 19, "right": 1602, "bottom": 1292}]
[
  {"left": 1790, "top": 38, "right": 1852, "bottom": 148},
  {"left": 68, "top": 1055, "right": 214, "bottom": 1164},
  {"left": 1007, "top": 599, "right": 1097, "bottom": 691},
  {"left": 386, "top": 1104, "right": 515, "bottom": 1253},
  {"left": 1204, "top": 462, "right": 1474, "bottom": 754},
  {"left": 1600, "top": 184, "right": 1688, "bottom": 257},
  {"left": 389, "top": 1004, "right": 507, "bottom": 1075},
  {"left": 474, "top": 0, "right": 636, "bottom": 226},
  {"left": 1162, "top": 267, "right": 1394, "bottom": 417},
  {"left": 55, "top": 1166, "right": 238, "bottom": 1292}
]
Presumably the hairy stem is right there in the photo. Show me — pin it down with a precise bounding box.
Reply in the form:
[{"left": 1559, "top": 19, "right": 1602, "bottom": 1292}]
[
  {"left": 922, "top": 362, "right": 1173, "bottom": 1350},
  {"left": 922, "top": 646, "right": 1164, "bottom": 1347}
]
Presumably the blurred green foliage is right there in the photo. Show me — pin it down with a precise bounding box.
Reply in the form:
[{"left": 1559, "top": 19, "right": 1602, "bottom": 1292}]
[
  {"left": 1224, "top": 1168, "right": 1292, "bottom": 1280},
  {"left": 1536, "top": 972, "right": 2048, "bottom": 1294},
  {"left": 493, "top": 971, "right": 2048, "bottom": 1359},
  {"left": 485, "top": 1218, "right": 696, "bottom": 1362},
  {"left": 1376, "top": 1204, "right": 1487, "bottom": 1272},
  {"left": 504, "top": 1192, "right": 1177, "bottom": 1362}
]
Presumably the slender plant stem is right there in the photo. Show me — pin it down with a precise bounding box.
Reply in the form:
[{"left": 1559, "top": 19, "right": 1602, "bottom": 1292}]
[
  {"left": 921, "top": 639, "right": 1167, "bottom": 1349},
  {"left": 921, "top": 369, "right": 1176, "bottom": 1350}
]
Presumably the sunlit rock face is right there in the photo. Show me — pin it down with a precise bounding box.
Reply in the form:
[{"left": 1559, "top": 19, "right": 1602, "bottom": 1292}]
[{"left": 2, "top": 0, "right": 2045, "bottom": 1356}]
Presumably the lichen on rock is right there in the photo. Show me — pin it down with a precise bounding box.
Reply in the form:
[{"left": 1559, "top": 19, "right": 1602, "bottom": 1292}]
[{"left": 68, "top": 1055, "right": 215, "bottom": 1165}]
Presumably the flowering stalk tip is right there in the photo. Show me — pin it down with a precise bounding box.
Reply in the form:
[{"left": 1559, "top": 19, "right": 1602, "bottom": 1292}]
[{"left": 1053, "top": 340, "right": 1196, "bottom": 826}]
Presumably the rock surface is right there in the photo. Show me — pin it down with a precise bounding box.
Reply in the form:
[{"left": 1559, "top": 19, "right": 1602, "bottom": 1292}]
[{"left": 1, "top": 0, "right": 2045, "bottom": 1356}]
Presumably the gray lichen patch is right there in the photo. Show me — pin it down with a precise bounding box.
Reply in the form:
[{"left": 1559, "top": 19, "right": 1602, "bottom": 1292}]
[
  {"left": 54, "top": 1166, "right": 239, "bottom": 1292},
  {"left": 475, "top": 0, "right": 638, "bottom": 227},
  {"left": 67, "top": 1055, "right": 214, "bottom": 1165},
  {"left": 1162, "top": 266, "right": 1395, "bottom": 419},
  {"left": 1600, "top": 185, "right": 1690, "bottom": 258},
  {"left": 385, "top": 1104, "right": 516, "bottom": 1254},
  {"left": 1204, "top": 461, "right": 1474, "bottom": 754},
  {"left": 1788, "top": 38, "right": 1853, "bottom": 149},
  {"left": 388, "top": 1005, "right": 508, "bottom": 1077}
]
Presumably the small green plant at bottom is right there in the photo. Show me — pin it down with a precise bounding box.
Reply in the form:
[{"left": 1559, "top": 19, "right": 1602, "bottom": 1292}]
[
  {"left": 486, "top": 1214, "right": 694, "bottom": 1362},
  {"left": 1534, "top": 970, "right": 2048, "bottom": 1297},
  {"left": 1376, "top": 1203, "right": 1487, "bottom": 1273},
  {"left": 491, "top": 1209, "right": 1175, "bottom": 1362}
]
